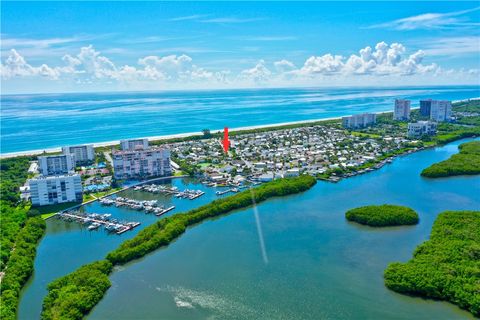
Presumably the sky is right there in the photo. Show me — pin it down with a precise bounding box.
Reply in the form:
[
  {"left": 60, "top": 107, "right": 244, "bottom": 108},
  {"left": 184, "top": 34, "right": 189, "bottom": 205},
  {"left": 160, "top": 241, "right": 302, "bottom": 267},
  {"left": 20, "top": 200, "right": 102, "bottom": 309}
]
[{"left": 1, "top": 1, "right": 479, "bottom": 94}]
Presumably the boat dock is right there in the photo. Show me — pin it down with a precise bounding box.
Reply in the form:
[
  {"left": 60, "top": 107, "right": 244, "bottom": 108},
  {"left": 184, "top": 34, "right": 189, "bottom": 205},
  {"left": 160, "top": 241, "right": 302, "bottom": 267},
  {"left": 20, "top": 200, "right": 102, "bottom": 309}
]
[
  {"left": 58, "top": 211, "right": 140, "bottom": 235},
  {"left": 155, "top": 206, "right": 176, "bottom": 216},
  {"left": 216, "top": 188, "right": 239, "bottom": 196},
  {"left": 100, "top": 196, "right": 176, "bottom": 215},
  {"left": 134, "top": 184, "right": 205, "bottom": 200}
]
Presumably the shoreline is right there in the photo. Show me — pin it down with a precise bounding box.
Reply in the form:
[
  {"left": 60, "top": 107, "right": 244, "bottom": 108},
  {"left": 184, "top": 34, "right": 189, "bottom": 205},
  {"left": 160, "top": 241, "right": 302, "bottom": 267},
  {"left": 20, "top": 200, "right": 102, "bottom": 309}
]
[
  {"left": 1, "top": 97, "right": 477, "bottom": 159},
  {"left": 0, "top": 115, "right": 347, "bottom": 158}
]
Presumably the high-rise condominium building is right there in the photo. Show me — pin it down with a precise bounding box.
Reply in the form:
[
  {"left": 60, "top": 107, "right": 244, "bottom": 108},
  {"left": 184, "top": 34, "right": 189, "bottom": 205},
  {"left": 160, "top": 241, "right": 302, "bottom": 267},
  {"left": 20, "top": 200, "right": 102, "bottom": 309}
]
[
  {"left": 120, "top": 138, "right": 149, "bottom": 151},
  {"left": 113, "top": 147, "right": 172, "bottom": 179},
  {"left": 419, "top": 99, "right": 432, "bottom": 117},
  {"left": 38, "top": 154, "right": 75, "bottom": 176},
  {"left": 62, "top": 144, "right": 95, "bottom": 164},
  {"left": 394, "top": 99, "right": 411, "bottom": 120},
  {"left": 430, "top": 100, "right": 452, "bottom": 122},
  {"left": 342, "top": 113, "right": 377, "bottom": 129},
  {"left": 28, "top": 174, "right": 83, "bottom": 206}
]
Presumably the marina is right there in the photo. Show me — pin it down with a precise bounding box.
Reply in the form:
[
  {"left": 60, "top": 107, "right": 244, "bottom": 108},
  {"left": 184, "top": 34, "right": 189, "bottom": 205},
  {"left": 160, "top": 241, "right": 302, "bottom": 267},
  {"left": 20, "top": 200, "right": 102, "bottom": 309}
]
[
  {"left": 100, "top": 196, "right": 176, "bottom": 215},
  {"left": 57, "top": 211, "right": 141, "bottom": 235},
  {"left": 133, "top": 184, "right": 205, "bottom": 200}
]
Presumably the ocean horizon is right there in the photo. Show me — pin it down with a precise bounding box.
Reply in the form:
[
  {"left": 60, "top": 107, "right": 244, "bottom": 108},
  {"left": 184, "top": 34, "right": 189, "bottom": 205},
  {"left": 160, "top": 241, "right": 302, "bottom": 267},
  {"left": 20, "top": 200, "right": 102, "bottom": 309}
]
[{"left": 2, "top": 85, "right": 479, "bottom": 154}]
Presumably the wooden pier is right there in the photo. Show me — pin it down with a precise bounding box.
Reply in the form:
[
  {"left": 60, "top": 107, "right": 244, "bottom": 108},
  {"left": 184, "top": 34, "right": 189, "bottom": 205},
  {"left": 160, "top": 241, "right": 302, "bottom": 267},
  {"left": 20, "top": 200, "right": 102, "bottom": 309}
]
[
  {"left": 215, "top": 188, "right": 239, "bottom": 196},
  {"left": 189, "top": 191, "right": 205, "bottom": 200},
  {"left": 59, "top": 212, "right": 140, "bottom": 235},
  {"left": 155, "top": 206, "right": 176, "bottom": 216}
]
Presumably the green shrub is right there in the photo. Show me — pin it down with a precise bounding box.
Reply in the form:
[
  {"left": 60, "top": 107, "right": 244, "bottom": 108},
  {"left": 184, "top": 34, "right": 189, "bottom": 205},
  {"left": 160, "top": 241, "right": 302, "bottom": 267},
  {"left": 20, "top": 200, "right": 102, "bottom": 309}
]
[
  {"left": 346, "top": 204, "right": 419, "bottom": 227},
  {"left": 41, "top": 260, "right": 113, "bottom": 320},
  {"left": 384, "top": 211, "right": 480, "bottom": 317},
  {"left": 0, "top": 156, "right": 46, "bottom": 319},
  {"left": 0, "top": 217, "right": 46, "bottom": 319}
]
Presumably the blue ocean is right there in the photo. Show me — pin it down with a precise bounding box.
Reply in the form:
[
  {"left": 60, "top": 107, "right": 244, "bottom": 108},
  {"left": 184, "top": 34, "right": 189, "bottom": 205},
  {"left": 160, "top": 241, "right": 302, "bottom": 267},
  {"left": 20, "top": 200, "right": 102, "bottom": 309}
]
[{"left": 1, "top": 86, "right": 479, "bottom": 154}]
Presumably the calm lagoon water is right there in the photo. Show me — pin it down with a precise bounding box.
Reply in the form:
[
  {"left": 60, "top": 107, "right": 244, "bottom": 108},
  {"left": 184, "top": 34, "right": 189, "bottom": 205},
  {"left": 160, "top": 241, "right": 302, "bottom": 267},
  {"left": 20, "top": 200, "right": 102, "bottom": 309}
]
[
  {"left": 2, "top": 86, "right": 479, "bottom": 153},
  {"left": 19, "top": 138, "right": 480, "bottom": 319}
]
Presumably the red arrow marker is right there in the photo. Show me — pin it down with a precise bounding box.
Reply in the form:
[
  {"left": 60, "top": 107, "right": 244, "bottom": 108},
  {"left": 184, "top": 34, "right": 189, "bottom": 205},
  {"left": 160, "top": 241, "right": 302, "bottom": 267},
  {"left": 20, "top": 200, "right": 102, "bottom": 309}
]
[{"left": 222, "top": 127, "right": 230, "bottom": 153}]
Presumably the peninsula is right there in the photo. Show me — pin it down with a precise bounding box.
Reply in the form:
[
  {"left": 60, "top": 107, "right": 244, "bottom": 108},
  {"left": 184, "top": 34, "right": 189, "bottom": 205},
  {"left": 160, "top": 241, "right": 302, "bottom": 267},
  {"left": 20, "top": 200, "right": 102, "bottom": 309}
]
[{"left": 421, "top": 140, "right": 480, "bottom": 178}]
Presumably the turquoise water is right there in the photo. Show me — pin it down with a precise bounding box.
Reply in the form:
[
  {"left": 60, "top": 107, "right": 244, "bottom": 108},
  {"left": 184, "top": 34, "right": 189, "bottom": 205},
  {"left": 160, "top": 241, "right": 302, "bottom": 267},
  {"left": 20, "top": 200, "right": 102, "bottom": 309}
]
[
  {"left": 2, "top": 86, "right": 479, "bottom": 153},
  {"left": 19, "top": 138, "right": 480, "bottom": 319}
]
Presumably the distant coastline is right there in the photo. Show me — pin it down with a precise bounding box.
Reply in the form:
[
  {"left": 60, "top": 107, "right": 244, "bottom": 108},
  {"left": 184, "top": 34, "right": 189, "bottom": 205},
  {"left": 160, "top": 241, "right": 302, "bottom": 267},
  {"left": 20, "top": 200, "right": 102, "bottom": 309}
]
[
  {"left": 0, "top": 115, "right": 341, "bottom": 158},
  {"left": 1, "top": 98, "right": 477, "bottom": 159}
]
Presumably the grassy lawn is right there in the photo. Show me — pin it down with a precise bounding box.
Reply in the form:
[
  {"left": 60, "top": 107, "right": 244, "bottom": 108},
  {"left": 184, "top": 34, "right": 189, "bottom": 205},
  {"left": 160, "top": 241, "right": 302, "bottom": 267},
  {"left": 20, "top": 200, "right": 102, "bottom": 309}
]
[
  {"left": 350, "top": 131, "right": 381, "bottom": 139},
  {"left": 31, "top": 202, "right": 80, "bottom": 219},
  {"left": 86, "top": 187, "right": 123, "bottom": 200},
  {"left": 82, "top": 187, "right": 125, "bottom": 203},
  {"left": 83, "top": 193, "right": 96, "bottom": 202},
  {"left": 199, "top": 162, "right": 212, "bottom": 168}
]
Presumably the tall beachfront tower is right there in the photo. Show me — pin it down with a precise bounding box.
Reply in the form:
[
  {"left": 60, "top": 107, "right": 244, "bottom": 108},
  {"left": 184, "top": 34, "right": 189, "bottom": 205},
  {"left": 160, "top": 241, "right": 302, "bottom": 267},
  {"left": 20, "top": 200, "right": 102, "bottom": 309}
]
[
  {"left": 430, "top": 100, "right": 452, "bottom": 122},
  {"left": 394, "top": 99, "right": 411, "bottom": 121}
]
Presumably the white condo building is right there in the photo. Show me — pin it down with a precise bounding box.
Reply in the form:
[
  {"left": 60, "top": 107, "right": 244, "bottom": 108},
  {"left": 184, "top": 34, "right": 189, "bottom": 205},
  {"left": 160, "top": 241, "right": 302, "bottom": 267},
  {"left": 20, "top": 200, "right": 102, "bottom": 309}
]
[
  {"left": 28, "top": 174, "right": 83, "bottom": 206},
  {"left": 62, "top": 144, "right": 95, "bottom": 164},
  {"left": 407, "top": 121, "right": 437, "bottom": 137},
  {"left": 342, "top": 113, "right": 376, "bottom": 129},
  {"left": 113, "top": 148, "right": 172, "bottom": 179},
  {"left": 394, "top": 99, "right": 411, "bottom": 120},
  {"left": 38, "top": 154, "right": 75, "bottom": 176},
  {"left": 430, "top": 100, "right": 452, "bottom": 122},
  {"left": 120, "top": 138, "right": 149, "bottom": 151}
]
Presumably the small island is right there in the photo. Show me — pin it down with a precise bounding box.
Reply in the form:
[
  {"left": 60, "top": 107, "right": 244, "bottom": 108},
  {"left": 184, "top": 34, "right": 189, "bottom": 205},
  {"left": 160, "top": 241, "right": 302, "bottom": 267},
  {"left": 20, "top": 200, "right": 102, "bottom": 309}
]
[
  {"left": 421, "top": 140, "right": 480, "bottom": 178},
  {"left": 384, "top": 211, "right": 480, "bottom": 317},
  {"left": 345, "top": 204, "right": 419, "bottom": 227}
]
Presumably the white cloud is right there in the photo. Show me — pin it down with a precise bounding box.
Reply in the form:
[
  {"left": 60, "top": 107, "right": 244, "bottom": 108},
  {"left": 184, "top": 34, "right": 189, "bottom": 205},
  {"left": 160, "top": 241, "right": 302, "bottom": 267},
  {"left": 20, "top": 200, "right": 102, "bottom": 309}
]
[
  {"left": 418, "top": 36, "right": 480, "bottom": 56},
  {"left": 1, "top": 49, "right": 60, "bottom": 79},
  {"left": 1, "top": 41, "right": 477, "bottom": 91},
  {"left": 0, "top": 35, "right": 94, "bottom": 50},
  {"left": 274, "top": 59, "right": 296, "bottom": 73},
  {"left": 368, "top": 6, "right": 480, "bottom": 30},
  {"left": 295, "top": 42, "right": 439, "bottom": 77},
  {"left": 297, "top": 54, "right": 345, "bottom": 75},
  {"left": 239, "top": 60, "right": 272, "bottom": 83}
]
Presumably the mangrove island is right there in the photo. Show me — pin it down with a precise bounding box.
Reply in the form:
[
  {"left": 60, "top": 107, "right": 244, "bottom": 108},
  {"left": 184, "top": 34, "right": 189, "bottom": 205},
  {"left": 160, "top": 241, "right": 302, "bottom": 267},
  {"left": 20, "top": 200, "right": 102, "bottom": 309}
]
[
  {"left": 384, "top": 210, "right": 480, "bottom": 317},
  {"left": 345, "top": 204, "right": 419, "bottom": 227}
]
